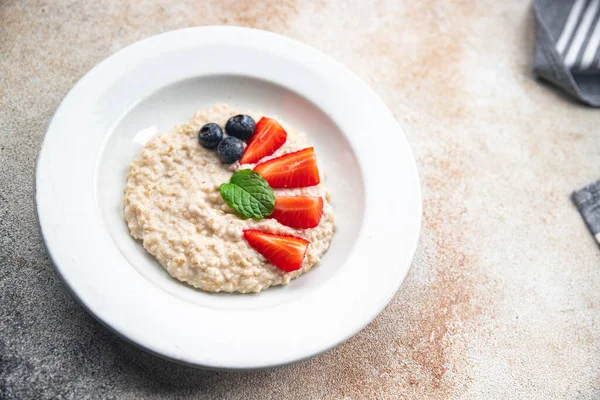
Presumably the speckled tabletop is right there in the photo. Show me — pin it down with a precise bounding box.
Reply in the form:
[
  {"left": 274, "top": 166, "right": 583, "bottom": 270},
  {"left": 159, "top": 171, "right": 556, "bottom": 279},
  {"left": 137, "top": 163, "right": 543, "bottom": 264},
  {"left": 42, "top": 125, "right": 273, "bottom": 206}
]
[{"left": 1, "top": 1, "right": 600, "bottom": 399}]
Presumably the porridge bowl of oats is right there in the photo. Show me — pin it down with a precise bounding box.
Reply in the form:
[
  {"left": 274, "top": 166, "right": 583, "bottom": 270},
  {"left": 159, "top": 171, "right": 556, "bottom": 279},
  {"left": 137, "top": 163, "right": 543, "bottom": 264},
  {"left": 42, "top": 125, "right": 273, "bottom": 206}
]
[{"left": 36, "top": 27, "right": 421, "bottom": 369}]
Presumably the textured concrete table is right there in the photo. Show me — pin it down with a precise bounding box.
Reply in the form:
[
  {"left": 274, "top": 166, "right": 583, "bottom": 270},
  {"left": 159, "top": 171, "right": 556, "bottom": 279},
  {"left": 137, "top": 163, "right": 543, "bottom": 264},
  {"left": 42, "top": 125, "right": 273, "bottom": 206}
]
[{"left": 2, "top": 1, "right": 599, "bottom": 399}]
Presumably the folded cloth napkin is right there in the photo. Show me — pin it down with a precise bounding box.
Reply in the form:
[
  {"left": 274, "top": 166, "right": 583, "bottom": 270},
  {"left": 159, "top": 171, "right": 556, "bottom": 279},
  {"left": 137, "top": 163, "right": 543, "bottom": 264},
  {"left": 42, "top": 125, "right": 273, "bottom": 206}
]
[
  {"left": 534, "top": 0, "right": 600, "bottom": 106},
  {"left": 573, "top": 181, "right": 600, "bottom": 243}
]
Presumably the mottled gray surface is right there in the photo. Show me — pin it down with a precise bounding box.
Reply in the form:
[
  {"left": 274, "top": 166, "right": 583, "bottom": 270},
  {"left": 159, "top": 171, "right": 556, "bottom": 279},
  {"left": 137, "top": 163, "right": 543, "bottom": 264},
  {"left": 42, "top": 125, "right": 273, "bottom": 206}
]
[{"left": 2, "top": 1, "right": 600, "bottom": 399}]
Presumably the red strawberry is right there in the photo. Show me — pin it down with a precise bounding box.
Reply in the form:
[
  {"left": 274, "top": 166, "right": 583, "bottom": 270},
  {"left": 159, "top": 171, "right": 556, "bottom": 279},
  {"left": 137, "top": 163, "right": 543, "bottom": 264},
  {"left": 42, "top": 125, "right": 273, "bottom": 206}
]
[
  {"left": 243, "top": 229, "right": 310, "bottom": 272},
  {"left": 270, "top": 196, "right": 324, "bottom": 229},
  {"left": 239, "top": 117, "right": 287, "bottom": 164},
  {"left": 254, "top": 147, "right": 320, "bottom": 188}
]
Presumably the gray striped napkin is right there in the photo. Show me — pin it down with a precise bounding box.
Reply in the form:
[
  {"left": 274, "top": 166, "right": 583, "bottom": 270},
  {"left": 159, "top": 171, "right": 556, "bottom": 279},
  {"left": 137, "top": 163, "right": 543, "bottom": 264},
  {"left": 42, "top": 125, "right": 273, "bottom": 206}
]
[
  {"left": 534, "top": 0, "right": 600, "bottom": 243},
  {"left": 572, "top": 181, "right": 600, "bottom": 243},
  {"left": 534, "top": 0, "right": 600, "bottom": 106}
]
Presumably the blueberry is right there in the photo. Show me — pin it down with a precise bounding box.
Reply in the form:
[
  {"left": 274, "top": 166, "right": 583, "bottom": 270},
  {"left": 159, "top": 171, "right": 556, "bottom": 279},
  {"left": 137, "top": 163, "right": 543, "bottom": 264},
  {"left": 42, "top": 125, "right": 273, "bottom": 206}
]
[
  {"left": 198, "top": 123, "right": 223, "bottom": 149},
  {"left": 217, "top": 136, "right": 244, "bottom": 163},
  {"left": 225, "top": 115, "right": 256, "bottom": 141}
]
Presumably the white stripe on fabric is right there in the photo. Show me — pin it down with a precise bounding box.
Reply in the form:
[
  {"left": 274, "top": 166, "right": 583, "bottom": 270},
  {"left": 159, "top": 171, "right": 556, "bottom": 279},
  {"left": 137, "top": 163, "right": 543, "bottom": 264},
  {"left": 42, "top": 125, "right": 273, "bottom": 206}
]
[
  {"left": 557, "top": 0, "right": 587, "bottom": 54},
  {"left": 595, "top": 232, "right": 600, "bottom": 243},
  {"left": 565, "top": 0, "right": 600, "bottom": 67},
  {"left": 580, "top": 13, "right": 600, "bottom": 68}
]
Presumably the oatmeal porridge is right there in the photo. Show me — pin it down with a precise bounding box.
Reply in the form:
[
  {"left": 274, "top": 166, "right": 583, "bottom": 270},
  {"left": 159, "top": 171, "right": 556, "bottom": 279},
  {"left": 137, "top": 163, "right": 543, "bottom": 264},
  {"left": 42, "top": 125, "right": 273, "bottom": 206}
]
[{"left": 124, "top": 104, "right": 335, "bottom": 293}]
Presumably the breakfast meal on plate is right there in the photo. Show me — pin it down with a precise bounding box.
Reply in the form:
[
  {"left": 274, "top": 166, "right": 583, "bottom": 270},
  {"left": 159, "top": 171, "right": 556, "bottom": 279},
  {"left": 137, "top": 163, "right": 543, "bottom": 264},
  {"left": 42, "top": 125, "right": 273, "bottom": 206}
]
[{"left": 124, "top": 104, "right": 335, "bottom": 293}]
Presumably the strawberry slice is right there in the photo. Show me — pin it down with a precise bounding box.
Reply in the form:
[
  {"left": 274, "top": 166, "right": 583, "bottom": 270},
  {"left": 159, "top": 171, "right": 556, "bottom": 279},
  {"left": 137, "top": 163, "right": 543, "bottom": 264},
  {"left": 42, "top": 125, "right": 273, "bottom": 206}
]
[
  {"left": 239, "top": 117, "right": 287, "bottom": 164},
  {"left": 254, "top": 147, "right": 320, "bottom": 188},
  {"left": 270, "top": 196, "right": 324, "bottom": 229},
  {"left": 243, "top": 230, "right": 310, "bottom": 272}
]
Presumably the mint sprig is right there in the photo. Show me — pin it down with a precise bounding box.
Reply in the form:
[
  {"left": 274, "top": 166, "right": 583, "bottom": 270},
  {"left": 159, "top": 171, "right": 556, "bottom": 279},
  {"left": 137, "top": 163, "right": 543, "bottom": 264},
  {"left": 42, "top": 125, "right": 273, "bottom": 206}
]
[{"left": 219, "top": 169, "right": 275, "bottom": 219}]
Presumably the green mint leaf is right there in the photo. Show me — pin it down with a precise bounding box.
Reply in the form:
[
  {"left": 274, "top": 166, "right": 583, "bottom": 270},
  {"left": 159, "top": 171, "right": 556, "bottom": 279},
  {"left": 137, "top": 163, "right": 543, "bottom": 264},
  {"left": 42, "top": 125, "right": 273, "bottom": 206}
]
[{"left": 219, "top": 169, "right": 275, "bottom": 219}]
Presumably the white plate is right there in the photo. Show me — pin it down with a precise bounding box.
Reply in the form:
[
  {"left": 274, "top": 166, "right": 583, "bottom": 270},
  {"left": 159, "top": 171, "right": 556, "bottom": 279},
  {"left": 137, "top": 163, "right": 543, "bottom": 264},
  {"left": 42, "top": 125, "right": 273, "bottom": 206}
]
[{"left": 36, "top": 26, "right": 421, "bottom": 370}]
